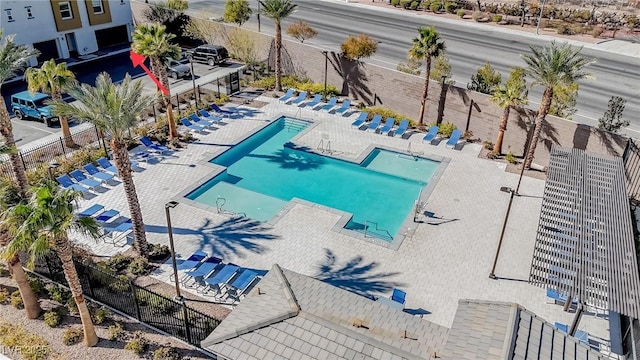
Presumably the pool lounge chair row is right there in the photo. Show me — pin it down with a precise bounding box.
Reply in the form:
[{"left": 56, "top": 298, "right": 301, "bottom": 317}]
[
  {"left": 77, "top": 203, "right": 133, "bottom": 246},
  {"left": 179, "top": 103, "right": 242, "bottom": 134},
  {"left": 422, "top": 125, "right": 463, "bottom": 149},
  {"left": 279, "top": 89, "right": 352, "bottom": 114},
  {"left": 351, "top": 113, "right": 409, "bottom": 137}
]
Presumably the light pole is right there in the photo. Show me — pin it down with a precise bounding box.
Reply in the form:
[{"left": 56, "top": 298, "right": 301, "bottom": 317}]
[
  {"left": 189, "top": 58, "right": 198, "bottom": 104},
  {"left": 165, "top": 201, "right": 183, "bottom": 301},
  {"left": 535, "top": 0, "right": 547, "bottom": 35},
  {"left": 257, "top": 1, "right": 261, "bottom": 32},
  {"left": 47, "top": 160, "right": 60, "bottom": 181},
  {"left": 322, "top": 50, "right": 329, "bottom": 101}
]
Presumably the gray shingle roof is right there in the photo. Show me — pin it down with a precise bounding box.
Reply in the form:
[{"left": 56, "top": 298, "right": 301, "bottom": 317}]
[{"left": 202, "top": 264, "right": 448, "bottom": 360}]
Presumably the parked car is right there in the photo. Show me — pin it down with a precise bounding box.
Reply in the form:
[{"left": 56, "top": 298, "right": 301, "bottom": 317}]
[
  {"left": 186, "top": 45, "right": 229, "bottom": 67},
  {"left": 10, "top": 91, "right": 59, "bottom": 127},
  {"left": 167, "top": 58, "right": 191, "bottom": 79}
]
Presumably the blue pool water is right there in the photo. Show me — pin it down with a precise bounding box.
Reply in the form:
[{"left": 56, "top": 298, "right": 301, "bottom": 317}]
[{"left": 186, "top": 117, "right": 440, "bottom": 240}]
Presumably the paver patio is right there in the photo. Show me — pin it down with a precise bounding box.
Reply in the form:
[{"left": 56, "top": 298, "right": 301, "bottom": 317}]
[{"left": 73, "top": 96, "right": 610, "bottom": 345}]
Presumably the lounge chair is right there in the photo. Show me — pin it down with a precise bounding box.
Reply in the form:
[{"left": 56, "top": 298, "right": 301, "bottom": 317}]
[
  {"left": 95, "top": 209, "right": 119, "bottom": 223},
  {"left": 188, "top": 113, "right": 216, "bottom": 128},
  {"left": 351, "top": 112, "right": 368, "bottom": 127},
  {"left": 83, "top": 163, "right": 115, "bottom": 183},
  {"left": 55, "top": 174, "right": 90, "bottom": 194},
  {"left": 422, "top": 125, "right": 439, "bottom": 143},
  {"left": 318, "top": 97, "right": 337, "bottom": 111},
  {"left": 302, "top": 94, "right": 322, "bottom": 108},
  {"left": 140, "top": 136, "right": 171, "bottom": 155},
  {"left": 182, "top": 257, "right": 223, "bottom": 288},
  {"left": 378, "top": 117, "right": 395, "bottom": 135},
  {"left": 176, "top": 250, "right": 209, "bottom": 271},
  {"left": 69, "top": 170, "right": 101, "bottom": 190},
  {"left": 96, "top": 157, "right": 118, "bottom": 175},
  {"left": 202, "top": 264, "right": 240, "bottom": 295},
  {"left": 77, "top": 204, "right": 105, "bottom": 218},
  {"left": 226, "top": 269, "right": 259, "bottom": 299},
  {"left": 180, "top": 118, "right": 207, "bottom": 133},
  {"left": 102, "top": 220, "right": 132, "bottom": 245},
  {"left": 365, "top": 114, "right": 383, "bottom": 131},
  {"left": 334, "top": 100, "right": 351, "bottom": 114},
  {"left": 279, "top": 88, "right": 295, "bottom": 102},
  {"left": 210, "top": 103, "right": 235, "bottom": 115},
  {"left": 391, "top": 288, "right": 406, "bottom": 305},
  {"left": 394, "top": 120, "right": 409, "bottom": 137},
  {"left": 198, "top": 109, "right": 222, "bottom": 124},
  {"left": 446, "top": 129, "right": 463, "bottom": 148},
  {"left": 288, "top": 91, "right": 307, "bottom": 104}
]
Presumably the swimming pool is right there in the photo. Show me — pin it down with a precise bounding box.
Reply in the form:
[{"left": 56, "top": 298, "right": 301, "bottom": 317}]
[{"left": 186, "top": 117, "right": 441, "bottom": 240}]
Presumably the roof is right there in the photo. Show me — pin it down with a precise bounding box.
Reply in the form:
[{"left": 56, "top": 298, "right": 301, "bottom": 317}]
[
  {"left": 440, "top": 300, "right": 605, "bottom": 360},
  {"left": 10, "top": 91, "right": 50, "bottom": 101},
  {"left": 202, "top": 264, "right": 448, "bottom": 360},
  {"left": 529, "top": 146, "right": 640, "bottom": 318}
]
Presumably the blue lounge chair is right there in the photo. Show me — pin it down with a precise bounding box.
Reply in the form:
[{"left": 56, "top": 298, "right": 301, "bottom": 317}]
[
  {"left": 198, "top": 109, "right": 222, "bottom": 123},
  {"left": 379, "top": 117, "right": 395, "bottom": 135},
  {"left": 96, "top": 157, "right": 118, "bottom": 175},
  {"left": 56, "top": 174, "right": 90, "bottom": 194},
  {"left": 103, "top": 220, "right": 132, "bottom": 245},
  {"left": 180, "top": 118, "right": 207, "bottom": 133},
  {"left": 351, "top": 112, "right": 368, "bottom": 127},
  {"left": 176, "top": 250, "right": 209, "bottom": 271},
  {"left": 391, "top": 288, "right": 406, "bottom": 305},
  {"left": 319, "top": 97, "right": 337, "bottom": 111},
  {"left": 288, "top": 91, "right": 307, "bottom": 104},
  {"left": 83, "top": 163, "right": 115, "bottom": 183},
  {"left": 394, "top": 120, "right": 409, "bottom": 137},
  {"left": 226, "top": 269, "right": 259, "bottom": 298},
  {"left": 334, "top": 100, "right": 351, "bottom": 114},
  {"left": 446, "top": 129, "right": 463, "bottom": 148},
  {"left": 546, "top": 288, "right": 578, "bottom": 306},
  {"left": 140, "top": 136, "right": 171, "bottom": 154},
  {"left": 210, "top": 103, "right": 235, "bottom": 115},
  {"left": 95, "top": 209, "right": 119, "bottom": 223},
  {"left": 69, "top": 170, "right": 101, "bottom": 190},
  {"left": 182, "top": 257, "right": 223, "bottom": 288},
  {"left": 202, "top": 264, "right": 240, "bottom": 294},
  {"left": 365, "top": 114, "right": 383, "bottom": 131},
  {"left": 303, "top": 94, "right": 322, "bottom": 108},
  {"left": 188, "top": 113, "right": 215, "bottom": 128},
  {"left": 422, "top": 125, "right": 439, "bottom": 143},
  {"left": 554, "top": 322, "right": 589, "bottom": 344},
  {"left": 78, "top": 204, "right": 104, "bottom": 218},
  {"left": 279, "top": 88, "right": 295, "bottom": 102}
]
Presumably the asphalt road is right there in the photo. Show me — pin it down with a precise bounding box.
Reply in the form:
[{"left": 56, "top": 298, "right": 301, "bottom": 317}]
[{"left": 189, "top": 0, "right": 640, "bottom": 133}]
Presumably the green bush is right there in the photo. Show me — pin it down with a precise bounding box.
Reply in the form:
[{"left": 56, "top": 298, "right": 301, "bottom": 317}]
[
  {"left": 44, "top": 310, "right": 62, "bottom": 328},
  {"left": 409, "top": 1, "right": 420, "bottom": 10},
  {"left": 48, "top": 286, "right": 71, "bottom": 304},
  {"left": 506, "top": 151, "right": 518, "bottom": 164},
  {"left": 25, "top": 146, "right": 108, "bottom": 186},
  {"left": 296, "top": 82, "right": 339, "bottom": 97},
  {"left": 0, "top": 320, "right": 51, "bottom": 360},
  {"left": 364, "top": 107, "right": 415, "bottom": 127},
  {"left": 483, "top": 140, "right": 494, "bottom": 150},
  {"left": 66, "top": 297, "right": 78, "bottom": 315},
  {"left": 0, "top": 288, "right": 8, "bottom": 304},
  {"left": 107, "top": 254, "right": 132, "bottom": 273},
  {"left": 128, "top": 257, "right": 154, "bottom": 276},
  {"left": 62, "top": 327, "right": 83, "bottom": 346},
  {"left": 491, "top": 14, "right": 503, "bottom": 22},
  {"left": 153, "top": 346, "right": 181, "bottom": 360},
  {"left": 390, "top": 0, "right": 400, "bottom": 6},
  {"left": 399, "top": 0, "right": 411, "bottom": 8},
  {"left": 429, "top": 2, "right": 441, "bottom": 12},
  {"left": 212, "top": 93, "right": 230, "bottom": 106},
  {"left": 252, "top": 75, "right": 339, "bottom": 97},
  {"left": 92, "top": 307, "right": 111, "bottom": 325},
  {"left": 125, "top": 331, "right": 149, "bottom": 356},
  {"left": 457, "top": 9, "right": 466, "bottom": 17},
  {"left": 445, "top": 2, "right": 458, "bottom": 13},
  {"left": 109, "top": 274, "right": 131, "bottom": 293},
  {"left": 430, "top": 122, "right": 457, "bottom": 138},
  {"left": 10, "top": 290, "right": 23, "bottom": 309},
  {"left": 108, "top": 322, "right": 125, "bottom": 341},
  {"left": 28, "top": 276, "right": 47, "bottom": 295},
  {"left": 149, "top": 244, "right": 171, "bottom": 262}
]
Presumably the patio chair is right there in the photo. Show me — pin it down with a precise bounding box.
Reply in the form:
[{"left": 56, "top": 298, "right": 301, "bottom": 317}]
[
  {"left": 140, "top": 136, "right": 172, "bottom": 155},
  {"left": 226, "top": 269, "right": 260, "bottom": 299},
  {"left": 55, "top": 174, "right": 90, "bottom": 194},
  {"left": 176, "top": 250, "right": 209, "bottom": 271},
  {"left": 83, "top": 163, "right": 115, "bottom": 183},
  {"left": 69, "top": 170, "right": 101, "bottom": 190},
  {"left": 365, "top": 114, "right": 383, "bottom": 131},
  {"left": 210, "top": 103, "right": 235, "bottom": 116},
  {"left": 77, "top": 204, "right": 105, "bottom": 218},
  {"left": 102, "top": 220, "right": 132, "bottom": 246},
  {"left": 391, "top": 288, "right": 406, "bottom": 305},
  {"left": 446, "top": 129, "right": 463, "bottom": 149},
  {"left": 350, "top": 112, "right": 368, "bottom": 128},
  {"left": 202, "top": 264, "right": 240, "bottom": 295},
  {"left": 181, "top": 257, "right": 223, "bottom": 288},
  {"left": 180, "top": 118, "right": 207, "bottom": 133},
  {"left": 318, "top": 97, "right": 337, "bottom": 111},
  {"left": 288, "top": 91, "right": 307, "bottom": 104},
  {"left": 394, "top": 120, "right": 409, "bottom": 137},
  {"left": 302, "top": 94, "right": 322, "bottom": 108},
  {"left": 334, "top": 100, "right": 351, "bottom": 114},
  {"left": 95, "top": 209, "right": 120, "bottom": 223},
  {"left": 188, "top": 113, "right": 216, "bottom": 129},
  {"left": 96, "top": 157, "right": 118, "bottom": 175},
  {"left": 378, "top": 117, "right": 395, "bottom": 135},
  {"left": 198, "top": 109, "right": 223, "bottom": 124},
  {"left": 422, "top": 125, "right": 439, "bottom": 143},
  {"left": 279, "top": 88, "right": 295, "bottom": 102}
]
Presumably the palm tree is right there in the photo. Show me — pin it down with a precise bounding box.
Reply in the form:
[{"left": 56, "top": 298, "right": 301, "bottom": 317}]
[
  {"left": 0, "top": 31, "right": 39, "bottom": 197},
  {"left": 259, "top": 0, "right": 297, "bottom": 91},
  {"left": 409, "top": 26, "right": 445, "bottom": 126},
  {"left": 132, "top": 23, "right": 180, "bottom": 141},
  {"left": 3, "top": 182, "right": 100, "bottom": 346},
  {"left": 521, "top": 41, "right": 593, "bottom": 169},
  {"left": 490, "top": 67, "right": 528, "bottom": 155},
  {"left": 25, "top": 60, "right": 76, "bottom": 146},
  {"left": 51, "top": 72, "right": 155, "bottom": 258}
]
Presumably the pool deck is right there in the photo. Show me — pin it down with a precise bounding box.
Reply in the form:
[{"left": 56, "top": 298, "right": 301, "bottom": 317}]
[{"left": 74, "top": 96, "right": 609, "bottom": 342}]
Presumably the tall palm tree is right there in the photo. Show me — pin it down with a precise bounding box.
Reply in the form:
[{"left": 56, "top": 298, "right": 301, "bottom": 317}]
[
  {"left": 0, "top": 31, "right": 39, "bottom": 197},
  {"left": 409, "top": 27, "right": 446, "bottom": 126},
  {"left": 490, "top": 67, "right": 528, "bottom": 155},
  {"left": 25, "top": 60, "right": 76, "bottom": 146},
  {"left": 259, "top": 0, "right": 297, "bottom": 91},
  {"left": 3, "top": 182, "right": 100, "bottom": 346},
  {"left": 51, "top": 73, "right": 155, "bottom": 258},
  {"left": 132, "top": 23, "right": 180, "bottom": 141},
  {"left": 521, "top": 41, "right": 593, "bottom": 169}
]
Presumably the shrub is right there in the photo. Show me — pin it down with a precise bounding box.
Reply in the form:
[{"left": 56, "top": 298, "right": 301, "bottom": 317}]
[
  {"left": 108, "top": 322, "right": 125, "bottom": 341},
  {"left": 48, "top": 286, "right": 71, "bottom": 304},
  {"left": 491, "top": 14, "right": 502, "bottom": 22},
  {"left": 286, "top": 20, "right": 318, "bottom": 43},
  {"left": 409, "top": 1, "right": 420, "bottom": 10},
  {"left": 400, "top": 0, "right": 411, "bottom": 8},
  {"left": 472, "top": 11, "right": 487, "bottom": 22},
  {"left": 62, "top": 327, "right": 83, "bottom": 346},
  {"left": 151, "top": 299, "right": 178, "bottom": 315},
  {"left": 10, "top": 290, "right": 23, "bottom": 309},
  {"left": 483, "top": 140, "right": 494, "bottom": 150},
  {"left": 128, "top": 257, "right": 154, "bottom": 276},
  {"left": 0, "top": 288, "right": 8, "bottom": 304},
  {"left": 445, "top": 2, "right": 458, "bottom": 13},
  {"left": 154, "top": 346, "right": 181, "bottom": 360},
  {"left": 0, "top": 320, "right": 51, "bottom": 360},
  {"left": 505, "top": 151, "right": 518, "bottom": 164},
  {"left": 457, "top": 9, "right": 466, "bottom": 17},
  {"left": 66, "top": 297, "right": 78, "bottom": 315},
  {"left": 431, "top": 122, "right": 457, "bottom": 138},
  {"left": 363, "top": 107, "right": 415, "bottom": 127},
  {"left": 44, "top": 310, "right": 62, "bottom": 327},
  {"left": 212, "top": 93, "right": 230, "bottom": 106},
  {"left": 107, "top": 254, "right": 132, "bottom": 273},
  {"left": 109, "top": 274, "right": 131, "bottom": 293},
  {"left": 556, "top": 23, "right": 573, "bottom": 35},
  {"left": 296, "top": 81, "right": 339, "bottom": 97},
  {"left": 92, "top": 307, "right": 111, "bottom": 325},
  {"left": 149, "top": 244, "right": 171, "bottom": 262},
  {"left": 592, "top": 26, "right": 604, "bottom": 38},
  {"left": 341, "top": 34, "right": 378, "bottom": 61},
  {"left": 125, "top": 331, "right": 149, "bottom": 356},
  {"left": 390, "top": 0, "right": 400, "bottom": 6},
  {"left": 429, "top": 2, "right": 441, "bottom": 12},
  {"left": 28, "top": 276, "right": 47, "bottom": 295}
]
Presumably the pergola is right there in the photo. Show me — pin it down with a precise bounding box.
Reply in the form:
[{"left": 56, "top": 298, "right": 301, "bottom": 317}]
[{"left": 529, "top": 146, "right": 640, "bottom": 321}]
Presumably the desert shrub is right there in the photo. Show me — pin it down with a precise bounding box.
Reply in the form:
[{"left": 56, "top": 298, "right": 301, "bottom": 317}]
[
  {"left": 10, "top": 290, "right": 23, "bottom": 309},
  {"left": 0, "top": 287, "right": 8, "bottom": 304},
  {"left": 400, "top": 0, "right": 411, "bottom": 8},
  {"left": 391, "top": 0, "right": 400, "bottom": 6},
  {"left": 149, "top": 244, "right": 171, "bottom": 262},
  {"left": 150, "top": 298, "right": 178, "bottom": 315},
  {"left": 212, "top": 93, "right": 230, "bottom": 106},
  {"left": 153, "top": 346, "right": 181, "bottom": 360},
  {"left": 431, "top": 122, "right": 457, "bottom": 138},
  {"left": 28, "top": 276, "right": 47, "bottom": 295},
  {"left": 341, "top": 34, "right": 378, "bottom": 61},
  {"left": 296, "top": 81, "right": 340, "bottom": 96},
  {"left": 44, "top": 310, "right": 62, "bottom": 327},
  {"left": 445, "top": 2, "right": 458, "bottom": 13},
  {"left": 107, "top": 254, "right": 132, "bottom": 273},
  {"left": 62, "top": 327, "right": 83, "bottom": 346},
  {"left": 0, "top": 320, "right": 50, "bottom": 360},
  {"left": 125, "top": 331, "right": 150, "bottom": 356},
  {"left": 483, "top": 140, "right": 494, "bottom": 150},
  {"left": 592, "top": 26, "right": 604, "bottom": 38},
  {"left": 92, "top": 307, "right": 111, "bottom": 325},
  {"left": 491, "top": 14, "right": 502, "bottom": 22},
  {"left": 457, "top": 9, "right": 466, "bottom": 17},
  {"left": 109, "top": 274, "right": 131, "bottom": 293},
  {"left": 472, "top": 11, "right": 487, "bottom": 22},
  {"left": 410, "top": 1, "right": 420, "bottom": 10},
  {"left": 556, "top": 23, "right": 573, "bottom": 35},
  {"left": 363, "top": 107, "right": 415, "bottom": 126},
  {"left": 108, "top": 322, "right": 125, "bottom": 341},
  {"left": 128, "top": 257, "right": 154, "bottom": 276},
  {"left": 251, "top": 75, "right": 299, "bottom": 90},
  {"left": 429, "top": 2, "right": 442, "bottom": 12},
  {"left": 66, "top": 297, "right": 78, "bottom": 314},
  {"left": 505, "top": 151, "right": 518, "bottom": 164},
  {"left": 48, "top": 286, "right": 71, "bottom": 304}
]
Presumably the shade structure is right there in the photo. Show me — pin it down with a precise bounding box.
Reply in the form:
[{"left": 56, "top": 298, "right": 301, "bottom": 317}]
[{"left": 529, "top": 146, "right": 640, "bottom": 318}]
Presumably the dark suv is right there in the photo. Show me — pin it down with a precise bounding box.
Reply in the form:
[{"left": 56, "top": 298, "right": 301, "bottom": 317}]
[{"left": 186, "top": 45, "right": 229, "bottom": 66}]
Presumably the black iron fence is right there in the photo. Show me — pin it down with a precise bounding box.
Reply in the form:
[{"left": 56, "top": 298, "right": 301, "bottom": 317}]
[
  {"left": 623, "top": 139, "right": 640, "bottom": 204},
  {"left": 32, "top": 255, "right": 220, "bottom": 349}
]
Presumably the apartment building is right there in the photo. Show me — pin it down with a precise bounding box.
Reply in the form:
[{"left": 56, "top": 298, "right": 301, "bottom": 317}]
[{"left": 0, "top": 1, "right": 134, "bottom": 65}]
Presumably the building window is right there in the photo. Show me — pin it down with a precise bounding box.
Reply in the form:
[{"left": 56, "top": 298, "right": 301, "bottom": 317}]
[
  {"left": 25, "top": 6, "right": 34, "bottom": 19},
  {"left": 59, "top": 1, "right": 73, "bottom": 20},
  {"left": 92, "top": 0, "right": 104, "bottom": 14},
  {"left": 5, "top": 9, "right": 14, "bottom": 22}
]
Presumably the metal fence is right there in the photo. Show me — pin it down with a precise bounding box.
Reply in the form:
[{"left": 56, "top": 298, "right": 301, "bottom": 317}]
[
  {"left": 32, "top": 254, "right": 220, "bottom": 349},
  {"left": 623, "top": 138, "right": 640, "bottom": 204}
]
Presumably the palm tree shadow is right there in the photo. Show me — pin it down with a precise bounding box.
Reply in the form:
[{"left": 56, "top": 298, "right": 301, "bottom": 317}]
[
  {"left": 145, "top": 216, "right": 279, "bottom": 259},
  {"left": 313, "top": 248, "right": 403, "bottom": 297},
  {"left": 593, "top": 128, "right": 626, "bottom": 157},
  {"left": 329, "top": 52, "right": 373, "bottom": 105},
  {"left": 245, "top": 148, "right": 325, "bottom": 171}
]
